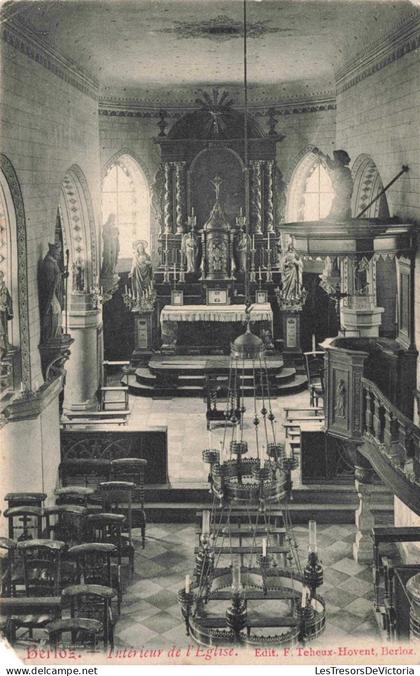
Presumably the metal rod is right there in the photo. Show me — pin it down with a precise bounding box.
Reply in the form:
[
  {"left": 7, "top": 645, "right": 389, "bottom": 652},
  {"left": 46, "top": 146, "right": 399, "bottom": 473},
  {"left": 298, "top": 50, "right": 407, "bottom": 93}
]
[
  {"left": 64, "top": 248, "right": 69, "bottom": 334},
  {"left": 243, "top": 0, "right": 250, "bottom": 305},
  {"left": 356, "top": 165, "right": 409, "bottom": 218}
]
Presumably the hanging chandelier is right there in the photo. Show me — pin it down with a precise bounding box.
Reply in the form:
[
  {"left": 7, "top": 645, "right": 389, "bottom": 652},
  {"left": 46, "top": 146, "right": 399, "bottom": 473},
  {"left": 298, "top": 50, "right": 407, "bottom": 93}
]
[{"left": 178, "top": 318, "right": 326, "bottom": 646}]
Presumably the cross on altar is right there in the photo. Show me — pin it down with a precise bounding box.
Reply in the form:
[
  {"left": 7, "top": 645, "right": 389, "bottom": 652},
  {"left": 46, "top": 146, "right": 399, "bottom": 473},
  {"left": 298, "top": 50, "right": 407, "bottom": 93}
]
[{"left": 211, "top": 175, "right": 223, "bottom": 201}]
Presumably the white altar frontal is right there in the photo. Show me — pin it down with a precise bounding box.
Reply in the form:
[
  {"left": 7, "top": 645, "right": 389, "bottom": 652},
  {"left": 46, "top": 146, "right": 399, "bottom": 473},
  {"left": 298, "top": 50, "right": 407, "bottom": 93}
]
[{"left": 160, "top": 303, "right": 273, "bottom": 353}]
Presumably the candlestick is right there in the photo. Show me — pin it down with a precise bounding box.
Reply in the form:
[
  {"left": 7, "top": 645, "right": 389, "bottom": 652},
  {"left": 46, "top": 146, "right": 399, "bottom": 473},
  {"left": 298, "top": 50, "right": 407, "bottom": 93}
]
[
  {"left": 312, "top": 334, "right": 316, "bottom": 352},
  {"left": 191, "top": 206, "right": 195, "bottom": 216},
  {"left": 258, "top": 266, "right": 262, "bottom": 281},
  {"left": 202, "top": 509, "right": 210, "bottom": 537},
  {"left": 232, "top": 555, "right": 241, "bottom": 593},
  {"left": 308, "top": 520, "right": 317, "bottom": 553},
  {"left": 301, "top": 586, "right": 308, "bottom": 609},
  {"left": 185, "top": 574, "right": 191, "bottom": 593},
  {"left": 252, "top": 234, "right": 255, "bottom": 251},
  {"left": 262, "top": 538, "right": 267, "bottom": 558},
  {"left": 208, "top": 429, "right": 212, "bottom": 449}
]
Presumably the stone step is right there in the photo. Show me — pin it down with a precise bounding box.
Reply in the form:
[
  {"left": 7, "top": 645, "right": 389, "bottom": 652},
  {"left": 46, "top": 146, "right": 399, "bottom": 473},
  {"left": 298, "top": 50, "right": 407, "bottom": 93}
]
[{"left": 276, "top": 373, "right": 308, "bottom": 395}]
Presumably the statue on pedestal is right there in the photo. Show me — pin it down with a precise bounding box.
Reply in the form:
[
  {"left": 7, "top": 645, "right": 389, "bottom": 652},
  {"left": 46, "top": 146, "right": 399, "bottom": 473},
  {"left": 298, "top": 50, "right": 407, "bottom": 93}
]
[
  {"left": 72, "top": 258, "right": 85, "bottom": 292},
  {"left": 0, "top": 270, "right": 13, "bottom": 359},
  {"left": 313, "top": 148, "right": 353, "bottom": 220},
  {"left": 279, "top": 242, "right": 304, "bottom": 306},
  {"left": 182, "top": 229, "right": 200, "bottom": 273},
  {"left": 38, "top": 242, "right": 66, "bottom": 343},
  {"left": 234, "top": 228, "right": 251, "bottom": 273},
  {"left": 129, "top": 240, "right": 154, "bottom": 307}
]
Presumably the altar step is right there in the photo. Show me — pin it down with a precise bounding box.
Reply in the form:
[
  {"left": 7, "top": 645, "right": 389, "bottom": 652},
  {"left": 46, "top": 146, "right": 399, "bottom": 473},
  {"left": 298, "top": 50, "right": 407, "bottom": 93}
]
[
  {"left": 124, "top": 355, "right": 308, "bottom": 398},
  {"left": 142, "top": 483, "right": 394, "bottom": 524}
]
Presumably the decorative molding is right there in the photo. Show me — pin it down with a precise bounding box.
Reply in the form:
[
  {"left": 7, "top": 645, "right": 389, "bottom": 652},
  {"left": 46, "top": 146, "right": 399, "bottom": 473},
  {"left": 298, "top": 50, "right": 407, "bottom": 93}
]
[
  {"left": 0, "top": 154, "right": 31, "bottom": 390},
  {"left": 98, "top": 96, "right": 336, "bottom": 120},
  {"left": 157, "top": 14, "right": 288, "bottom": 41},
  {"left": 1, "top": 17, "right": 99, "bottom": 101},
  {"left": 336, "top": 14, "right": 420, "bottom": 94},
  {"left": 2, "top": 373, "right": 63, "bottom": 423}
]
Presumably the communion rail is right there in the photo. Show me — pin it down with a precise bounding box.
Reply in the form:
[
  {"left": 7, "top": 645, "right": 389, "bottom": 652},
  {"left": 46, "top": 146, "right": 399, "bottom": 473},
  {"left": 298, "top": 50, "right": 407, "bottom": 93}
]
[{"left": 361, "top": 377, "right": 420, "bottom": 515}]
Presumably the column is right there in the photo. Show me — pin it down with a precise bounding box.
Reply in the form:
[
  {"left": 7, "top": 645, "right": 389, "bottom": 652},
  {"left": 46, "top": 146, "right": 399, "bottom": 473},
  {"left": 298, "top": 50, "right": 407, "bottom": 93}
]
[
  {"left": 250, "top": 160, "right": 263, "bottom": 235},
  {"left": 266, "top": 160, "right": 275, "bottom": 233},
  {"left": 163, "top": 162, "right": 172, "bottom": 235},
  {"left": 174, "top": 161, "right": 186, "bottom": 235},
  {"left": 64, "top": 293, "right": 102, "bottom": 411},
  {"left": 353, "top": 458, "right": 375, "bottom": 564}
]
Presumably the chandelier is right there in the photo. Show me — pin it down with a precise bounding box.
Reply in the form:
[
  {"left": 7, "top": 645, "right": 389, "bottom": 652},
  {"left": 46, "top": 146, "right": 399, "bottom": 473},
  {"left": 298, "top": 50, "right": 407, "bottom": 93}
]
[{"left": 178, "top": 318, "right": 326, "bottom": 646}]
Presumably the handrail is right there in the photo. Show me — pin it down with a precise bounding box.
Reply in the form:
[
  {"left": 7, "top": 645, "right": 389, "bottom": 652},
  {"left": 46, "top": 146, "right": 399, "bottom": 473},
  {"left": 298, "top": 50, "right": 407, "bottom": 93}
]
[{"left": 362, "top": 377, "right": 419, "bottom": 437}]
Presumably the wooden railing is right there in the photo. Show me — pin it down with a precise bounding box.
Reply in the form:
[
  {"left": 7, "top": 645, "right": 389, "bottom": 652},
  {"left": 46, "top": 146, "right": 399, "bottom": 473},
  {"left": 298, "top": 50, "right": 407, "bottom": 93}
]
[{"left": 362, "top": 377, "right": 420, "bottom": 514}]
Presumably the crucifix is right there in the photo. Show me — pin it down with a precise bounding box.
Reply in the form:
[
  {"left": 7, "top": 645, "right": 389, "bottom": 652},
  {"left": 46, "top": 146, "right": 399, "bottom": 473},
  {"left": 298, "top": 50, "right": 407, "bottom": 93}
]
[{"left": 211, "top": 175, "right": 223, "bottom": 201}]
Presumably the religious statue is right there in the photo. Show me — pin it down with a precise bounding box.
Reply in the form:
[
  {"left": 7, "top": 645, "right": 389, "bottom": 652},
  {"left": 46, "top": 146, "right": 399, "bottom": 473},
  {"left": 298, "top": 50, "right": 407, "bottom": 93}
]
[
  {"left": 234, "top": 228, "right": 251, "bottom": 273},
  {"left": 280, "top": 242, "right": 304, "bottom": 304},
  {"left": 313, "top": 148, "right": 353, "bottom": 220},
  {"left": 101, "top": 213, "right": 120, "bottom": 278},
  {"left": 72, "top": 258, "right": 85, "bottom": 292},
  {"left": 335, "top": 379, "right": 346, "bottom": 418},
  {"left": 182, "top": 230, "right": 200, "bottom": 273},
  {"left": 0, "top": 270, "right": 13, "bottom": 359},
  {"left": 38, "top": 242, "right": 66, "bottom": 343},
  {"left": 129, "top": 240, "right": 154, "bottom": 305},
  {"left": 354, "top": 258, "right": 369, "bottom": 295}
]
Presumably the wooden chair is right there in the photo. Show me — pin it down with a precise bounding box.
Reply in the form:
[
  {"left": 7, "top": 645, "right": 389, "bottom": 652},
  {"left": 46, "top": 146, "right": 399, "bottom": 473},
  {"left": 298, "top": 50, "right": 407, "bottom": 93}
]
[
  {"left": 43, "top": 505, "right": 88, "bottom": 547},
  {"left": 11, "top": 540, "right": 65, "bottom": 642},
  {"left": 62, "top": 584, "right": 117, "bottom": 649},
  {"left": 0, "top": 537, "right": 17, "bottom": 596},
  {"left": 86, "top": 513, "right": 125, "bottom": 565},
  {"left": 4, "top": 506, "right": 43, "bottom": 542},
  {"left": 68, "top": 543, "right": 122, "bottom": 614},
  {"left": 46, "top": 617, "right": 103, "bottom": 651},
  {"left": 303, "top": 351, "right": 325, "bottom": 407},
  {"left": 110, "top": 458, "right": 147, "bottom": 548},
  {"left": 97, "top": 481, "right": 136, "bottom": 568}
]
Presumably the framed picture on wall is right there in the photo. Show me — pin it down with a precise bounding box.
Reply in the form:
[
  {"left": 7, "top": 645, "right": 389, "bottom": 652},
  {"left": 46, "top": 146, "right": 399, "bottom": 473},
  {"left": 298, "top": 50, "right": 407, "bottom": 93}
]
[
  {"left": 171, "top": 289, "right": 184, "bottom": 306},
  {"left": 206, "top": 288, "right": 229, "bottom": 305},
  {"left": 255, "top": 290, "right": 268, "bottom": 304}
]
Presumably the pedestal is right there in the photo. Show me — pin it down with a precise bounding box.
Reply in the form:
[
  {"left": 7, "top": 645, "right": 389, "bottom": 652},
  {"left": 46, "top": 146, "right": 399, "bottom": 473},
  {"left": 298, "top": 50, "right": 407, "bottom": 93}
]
[
  {"left": 341, "top": 296, "right": 384, "bottom": 337},
  {"left": 64, "top": 293, "right": 102, "bottom": 411},
  {"left": 353, "top": 466, "right": 375, "bottom": 564},
  {"left": 280, "top": 307, "right": 302, "bottom": 355},
  {"left": 131, "top": 311, "right": 154, "bottom": 365}
]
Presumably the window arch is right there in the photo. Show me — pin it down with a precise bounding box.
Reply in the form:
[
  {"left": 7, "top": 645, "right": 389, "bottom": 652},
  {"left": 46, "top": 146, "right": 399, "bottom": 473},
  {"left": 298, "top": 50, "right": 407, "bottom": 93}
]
[
  {"left": 102, "top": 154, "right": 150, "bottom": 270},
  {"left": 286, "top": 147, "right": 334, "bottom": 222},
  {"left": 351, "top": 154, "right": 389, "bottom": 219}
]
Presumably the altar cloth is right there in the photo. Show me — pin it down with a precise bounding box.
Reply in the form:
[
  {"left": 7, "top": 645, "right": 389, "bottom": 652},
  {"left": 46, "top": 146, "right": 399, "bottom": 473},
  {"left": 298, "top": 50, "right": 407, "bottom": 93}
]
[{"left": 160, "top": 303, "right": 272, "bottom": 324}]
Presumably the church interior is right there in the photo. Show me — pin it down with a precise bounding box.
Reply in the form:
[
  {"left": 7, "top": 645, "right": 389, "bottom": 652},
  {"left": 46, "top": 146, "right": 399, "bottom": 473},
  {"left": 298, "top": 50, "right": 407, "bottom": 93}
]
[{"left": 1, "top": 0, "right": 420, "bottom": 660}]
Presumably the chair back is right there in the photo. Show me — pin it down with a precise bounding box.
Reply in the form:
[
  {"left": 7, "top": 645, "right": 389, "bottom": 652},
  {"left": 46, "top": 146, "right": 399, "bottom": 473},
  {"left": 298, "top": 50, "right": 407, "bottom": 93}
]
[
  {"left": 44, "top": 505, "right": 88, "bottom": 546},
  {"left": 110, "top": 458, "right": 147, "bottom": 506},
  {"left": 46, "top": 617, "right": 102, "bottom": 650},
  {"left": 62, "top": 583, "right": 116, "bottom": 648},
  {"left": 17, "top": 539, "right": 65, "bottom": 596},
  {"left": 97, "top": 482, "right": 135, "bottom": 547},
  {"left": 304, "top": 351, "right": 325, "bottom": 389},
  {"left": 86, "top": 513, "right": 125, "bottom": 562},
  {"left": 4, "top": 493, "right": 47, "bottom": 509},
  {"left": 4, "top": 506, "right": 43, "bottom": 541},
  {"left": 55, "top": 486, "right": 96, "bottom": 507},
  {"left": 68, "top": 543, "right": 116, "bottom": 587}
]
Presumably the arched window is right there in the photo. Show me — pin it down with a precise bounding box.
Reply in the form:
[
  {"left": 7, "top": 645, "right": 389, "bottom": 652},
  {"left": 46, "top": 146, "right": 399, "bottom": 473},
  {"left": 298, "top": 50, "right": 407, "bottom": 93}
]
[
  {"left": 102, "top": 155, "right": 150, "bottom": 270},
  {"left": 0, "top": 171, "right": 18, "bottom": 349},
  {"left": 286, "top": 148, "right": 334, "bottom": 222}
]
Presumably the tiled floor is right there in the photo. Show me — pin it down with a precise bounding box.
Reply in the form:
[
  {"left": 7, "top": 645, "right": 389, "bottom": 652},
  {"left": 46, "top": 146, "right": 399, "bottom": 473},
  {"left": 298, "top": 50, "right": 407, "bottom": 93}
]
[
  {"left": 115, "top": 522, "right": 382, "bottom": 649},
  {"left": 124, "top": 388, "right": 310, "bottom": 484}
]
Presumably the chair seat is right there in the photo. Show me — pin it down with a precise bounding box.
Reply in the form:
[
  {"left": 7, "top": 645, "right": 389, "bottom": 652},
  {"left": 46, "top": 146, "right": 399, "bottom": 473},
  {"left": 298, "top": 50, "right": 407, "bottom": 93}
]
[{"left": 12, "top": 613, "right": 54, "bottom": 627}]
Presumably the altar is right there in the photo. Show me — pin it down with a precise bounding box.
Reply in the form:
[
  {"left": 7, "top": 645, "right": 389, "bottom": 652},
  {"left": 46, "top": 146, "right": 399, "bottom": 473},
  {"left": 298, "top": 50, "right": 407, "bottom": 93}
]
[{"left": 160, "top": 303, "right": 273, "bottom": 354}]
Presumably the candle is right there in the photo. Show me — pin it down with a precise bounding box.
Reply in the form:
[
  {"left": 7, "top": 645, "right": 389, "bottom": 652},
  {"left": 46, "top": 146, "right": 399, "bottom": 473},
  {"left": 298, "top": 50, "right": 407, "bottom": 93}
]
[
  {"left": 191, "top": 207, "right": 195, "bottom": 216},
  {"left": 239, "top": 207, "right": 243, "bottom": 217},
  {"left": 258, "top": 266, "right": 262, "bottom": 281},
  {"left": 208, "top": 429, "right": 212, "bottom": 449},
  {"left": 173, "top": 262, "right": 177, "bottom": 278},
  {"left": 262, "top": 538, "right": 267, "bottom": 557},
  {"left": 312, "top": 334, "right": 316, "bottom": 352},
  {"left": 20, "top": 381, "right": 24, "bottom": 393},
  {"left": 301, "top": 586, "right": 307, "bottom": 609},
  {"left": 202, "top": 509, "right": 210, "bottom": 537},
  {"left": 252, "top": 234, "right": 255, "bottom": 251},
  {"left": 165, "top": 232, "right": 168, "bottom": 252},
  {"left": 232, "top": 555, "right": 241, "bottom": 593},
  {"left": 185, "top": 574, "right": 191, "bottom": 593},
  {"left": 308, "top": 520, "right": 317, "bottom": 553}
]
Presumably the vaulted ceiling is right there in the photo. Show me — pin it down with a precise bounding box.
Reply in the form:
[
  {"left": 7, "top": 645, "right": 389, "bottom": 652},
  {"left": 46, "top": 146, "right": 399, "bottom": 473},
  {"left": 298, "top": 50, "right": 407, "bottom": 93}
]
[{"left": 4, "top": 0, "right": 418, "bottom": 103}]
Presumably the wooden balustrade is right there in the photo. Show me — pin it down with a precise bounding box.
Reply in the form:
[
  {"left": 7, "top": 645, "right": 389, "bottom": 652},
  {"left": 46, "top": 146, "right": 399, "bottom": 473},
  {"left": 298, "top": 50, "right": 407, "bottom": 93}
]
[{"left": 362, "top": 377, "right": 420, "bottom": 485}]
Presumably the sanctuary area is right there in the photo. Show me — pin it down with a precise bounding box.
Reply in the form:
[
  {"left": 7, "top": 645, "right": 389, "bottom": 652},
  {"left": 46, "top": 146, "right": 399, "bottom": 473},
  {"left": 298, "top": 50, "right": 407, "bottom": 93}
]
[{"left": 0, "top": 0, "right": 420, "bottom": 662}]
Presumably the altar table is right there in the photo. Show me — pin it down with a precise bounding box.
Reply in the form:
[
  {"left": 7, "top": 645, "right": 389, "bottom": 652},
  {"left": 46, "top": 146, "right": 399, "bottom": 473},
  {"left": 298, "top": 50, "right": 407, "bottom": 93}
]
[{"left": 160, "top": 304, "right": 273, "bottom": 353}]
